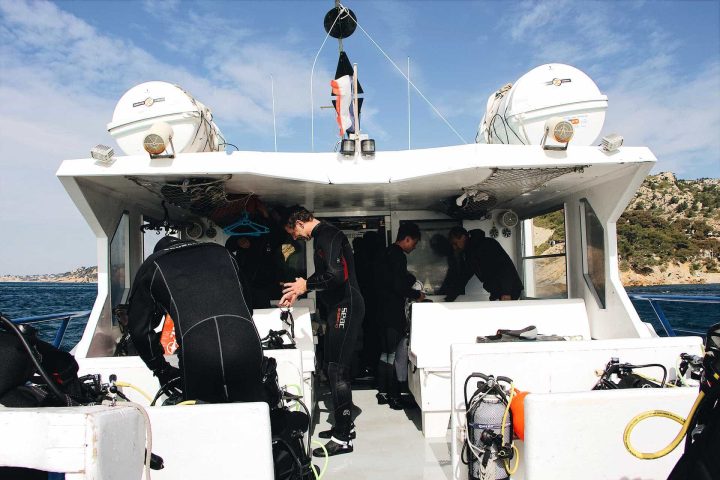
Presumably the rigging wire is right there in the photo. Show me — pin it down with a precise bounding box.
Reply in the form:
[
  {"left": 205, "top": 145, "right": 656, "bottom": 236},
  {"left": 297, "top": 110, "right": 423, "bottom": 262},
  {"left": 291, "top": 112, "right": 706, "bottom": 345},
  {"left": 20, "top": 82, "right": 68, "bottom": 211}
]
[
  {"left": 310, "top": 6, "right": 345, "bottom": 152},
  {"left": 345, "top": 12, "right": 468, "bottom": 144}
]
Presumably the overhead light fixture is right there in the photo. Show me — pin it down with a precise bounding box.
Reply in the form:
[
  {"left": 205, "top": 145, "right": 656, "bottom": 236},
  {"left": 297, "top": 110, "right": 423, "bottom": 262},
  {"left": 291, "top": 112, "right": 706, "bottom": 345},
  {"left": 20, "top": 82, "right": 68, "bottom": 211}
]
[
  {"left": 340, "top": 138, "right": 355, "bottom": 156},
  {"left": 541, "top": 116, "right": 574, "bottom": 150},
  {"left": 143, "top": 122, "right": 175, "bottom": 158},
  {"left": 90, "top": 144, "right": 115, "bottom": 165},
  {"left": 601, "top": 133, "right": 624, "bottom": 152},
  {"left": 361, "top": 138, "right": 375, "bottom": 155}
]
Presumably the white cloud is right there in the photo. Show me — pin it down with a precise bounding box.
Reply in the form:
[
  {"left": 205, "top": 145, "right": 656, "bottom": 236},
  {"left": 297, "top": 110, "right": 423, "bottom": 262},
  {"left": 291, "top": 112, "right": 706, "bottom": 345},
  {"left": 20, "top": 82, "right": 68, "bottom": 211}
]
[{"left": 0, "top": 0, "right": 333, "bottom": 273}]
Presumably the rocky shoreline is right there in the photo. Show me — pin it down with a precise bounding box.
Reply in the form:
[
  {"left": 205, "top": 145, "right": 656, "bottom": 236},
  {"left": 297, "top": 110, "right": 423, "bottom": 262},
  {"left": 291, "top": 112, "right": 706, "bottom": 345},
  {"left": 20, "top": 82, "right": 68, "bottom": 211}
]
[{"left": 1, "top": 264, "right": 717, "bottom": 287}]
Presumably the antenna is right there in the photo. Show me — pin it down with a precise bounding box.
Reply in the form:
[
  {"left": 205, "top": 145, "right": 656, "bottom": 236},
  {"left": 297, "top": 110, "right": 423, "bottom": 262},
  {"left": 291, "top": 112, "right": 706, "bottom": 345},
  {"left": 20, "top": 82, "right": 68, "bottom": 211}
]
[
  {"left": 407, "top": 56, "right": 411, "bottom": 150},
  {"left": 271, "top": 74, "right": 277, "bottom": 152}
]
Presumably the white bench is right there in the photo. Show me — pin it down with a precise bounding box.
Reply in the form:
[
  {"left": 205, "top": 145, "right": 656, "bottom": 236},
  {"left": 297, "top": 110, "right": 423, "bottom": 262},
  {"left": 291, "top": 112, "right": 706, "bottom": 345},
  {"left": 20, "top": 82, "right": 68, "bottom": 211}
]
[
  {"left": 0, "top": 405, "right": 145, "bottom": 479},
  {"left": 77, "top": 307, "right": 315, "bottom": 410},
  {"left": 450, "top": 336, "right": 704, "bottom": 480},
  {"left": 144, "top": 402, "right": 274, "bottom": 479},
  {"left": 409, "top": 298, "right": 591, "bottom": 437},
  {"left": 253, "top": 307, "right": 315, "bottom": 411}
]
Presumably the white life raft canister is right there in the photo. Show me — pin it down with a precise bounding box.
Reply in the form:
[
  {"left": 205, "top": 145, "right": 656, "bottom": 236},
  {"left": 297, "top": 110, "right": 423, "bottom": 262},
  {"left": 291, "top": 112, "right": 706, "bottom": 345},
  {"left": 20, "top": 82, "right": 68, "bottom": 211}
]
[
  {"left": 107, "top": 81, "right": 225, "bottom": 156},
  {"left": 476, "top": 63, "right": 607, "bottom": 146}
]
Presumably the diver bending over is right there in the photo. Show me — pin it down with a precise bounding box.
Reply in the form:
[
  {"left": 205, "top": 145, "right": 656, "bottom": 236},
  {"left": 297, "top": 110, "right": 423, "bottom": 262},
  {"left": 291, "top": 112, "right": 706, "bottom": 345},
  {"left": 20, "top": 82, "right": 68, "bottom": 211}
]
[
  {"left": 128, "top": 237, "right": 265, "bottom": 403},
  {"left": 280, "top": 206, "right": 364, "bottom": 457}
]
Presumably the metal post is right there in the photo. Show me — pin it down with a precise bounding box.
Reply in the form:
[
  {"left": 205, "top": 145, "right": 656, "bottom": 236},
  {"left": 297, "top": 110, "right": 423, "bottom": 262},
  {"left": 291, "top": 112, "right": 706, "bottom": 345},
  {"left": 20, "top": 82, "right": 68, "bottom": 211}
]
[
  {"left": 353, "top": 62, "right": 360, "bottom": 154},
  {"left": 271, "top": 75, "right": 277, "bottom": 152}
]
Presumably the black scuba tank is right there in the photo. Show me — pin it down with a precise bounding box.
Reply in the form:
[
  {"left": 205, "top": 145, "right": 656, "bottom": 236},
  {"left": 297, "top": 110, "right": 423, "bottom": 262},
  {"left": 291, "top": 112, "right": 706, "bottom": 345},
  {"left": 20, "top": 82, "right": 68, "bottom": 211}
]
[{"left": 463, "top": 373, "right": 514, "bottom": 480}]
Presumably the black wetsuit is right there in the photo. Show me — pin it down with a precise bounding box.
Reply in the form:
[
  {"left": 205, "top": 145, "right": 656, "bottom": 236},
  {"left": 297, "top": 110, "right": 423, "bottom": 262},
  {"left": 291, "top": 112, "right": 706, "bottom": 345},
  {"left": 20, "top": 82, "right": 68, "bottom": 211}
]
[
  {"left": 128, "top": 241, "right": 265, "bottom": 403},
  {"left": 307, "top": 222, "right": 364, "bottom": 440},
  {"left": 376, "top": 244, "right": 422, "bottom": 397},
  {"left": 445, "top": 230, "right": 524, "bottom": 300}
]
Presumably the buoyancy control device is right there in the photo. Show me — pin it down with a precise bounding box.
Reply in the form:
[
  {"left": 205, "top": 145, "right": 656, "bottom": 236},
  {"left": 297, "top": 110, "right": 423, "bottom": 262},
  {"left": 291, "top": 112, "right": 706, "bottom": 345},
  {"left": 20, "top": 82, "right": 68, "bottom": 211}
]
[
  {"left": 593, "top": 357, "right": 667, "bottom": 390},
  {"left": 462, "top": 373, "right": 516, "bottom": 480}
]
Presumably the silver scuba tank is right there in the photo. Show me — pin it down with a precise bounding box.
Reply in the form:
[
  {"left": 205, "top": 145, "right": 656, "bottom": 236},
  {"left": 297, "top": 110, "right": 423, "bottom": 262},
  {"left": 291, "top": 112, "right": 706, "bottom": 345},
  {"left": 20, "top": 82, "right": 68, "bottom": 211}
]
[{"left": 463, "top": 373, "right": 514, "bottom": 480}]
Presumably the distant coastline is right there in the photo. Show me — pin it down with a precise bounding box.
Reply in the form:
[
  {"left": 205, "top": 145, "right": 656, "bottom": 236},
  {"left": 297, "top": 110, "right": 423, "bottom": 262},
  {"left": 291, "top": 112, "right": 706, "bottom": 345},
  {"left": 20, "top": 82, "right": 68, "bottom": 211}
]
[
  {"left": 1, "top": 264, "right": 718, "bottom": 286},
  {"left": 0, "top": 266, "right": 97, "bottom": 283}
]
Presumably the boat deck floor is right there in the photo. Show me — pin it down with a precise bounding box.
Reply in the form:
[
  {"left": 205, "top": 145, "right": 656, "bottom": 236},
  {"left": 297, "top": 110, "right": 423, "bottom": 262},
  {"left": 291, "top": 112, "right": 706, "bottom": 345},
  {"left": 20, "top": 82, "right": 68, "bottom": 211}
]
[{"left": 310, "top": 382, "right": 453, "bottom": 479}]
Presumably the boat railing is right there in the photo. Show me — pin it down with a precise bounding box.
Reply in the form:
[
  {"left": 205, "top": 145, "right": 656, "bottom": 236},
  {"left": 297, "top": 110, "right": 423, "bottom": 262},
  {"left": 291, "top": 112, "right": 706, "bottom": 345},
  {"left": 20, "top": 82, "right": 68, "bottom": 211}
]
[
  {"left": 11, "top": 310, "right": 91, "bottom": 349},
  {"left": 628, "top": 294, "right": 720, "bottom": 337}
]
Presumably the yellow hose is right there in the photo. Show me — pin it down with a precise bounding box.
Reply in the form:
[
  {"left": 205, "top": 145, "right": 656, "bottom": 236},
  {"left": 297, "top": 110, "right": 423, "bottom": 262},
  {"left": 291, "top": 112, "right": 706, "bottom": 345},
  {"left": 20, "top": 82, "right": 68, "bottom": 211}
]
[
  {"left": 502, "top": 384, "right": 520, "bottom": 475},
  {"left": 310, "top": 440, "right": 329, "bottom": 480},
  {"left": 115, "top": 381, "right": 153, "bottom": 402},
  {"left": 177, "top": 400, "right": 197, "bottom": 405},
  {"left": 623, "top": 391, "right": 705, "bottom": 459}
]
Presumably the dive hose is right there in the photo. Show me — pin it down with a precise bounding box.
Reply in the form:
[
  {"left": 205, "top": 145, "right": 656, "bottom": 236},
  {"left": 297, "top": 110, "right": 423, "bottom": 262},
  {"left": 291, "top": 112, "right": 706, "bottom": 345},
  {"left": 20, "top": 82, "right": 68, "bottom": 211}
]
[{"left": 623, "top": 390, "right": 706, "bottom": 459}]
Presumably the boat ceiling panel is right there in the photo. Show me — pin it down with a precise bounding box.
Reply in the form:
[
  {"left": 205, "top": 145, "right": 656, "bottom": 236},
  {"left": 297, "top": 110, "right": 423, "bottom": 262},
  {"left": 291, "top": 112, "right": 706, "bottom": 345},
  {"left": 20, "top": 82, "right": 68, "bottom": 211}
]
[{"left": 58, "top": 144, "right": 655, "bottom": 219}]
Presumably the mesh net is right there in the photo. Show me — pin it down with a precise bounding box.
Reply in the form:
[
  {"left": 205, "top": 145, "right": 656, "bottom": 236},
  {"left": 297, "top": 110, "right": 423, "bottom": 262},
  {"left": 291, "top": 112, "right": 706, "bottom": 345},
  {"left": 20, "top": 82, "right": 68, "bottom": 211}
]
[
  {"left": 127, "top": 175, "right": 256, "bottom": 227},
  {"left": 445, "top": 166, "right": 582, "bottom": 219}
]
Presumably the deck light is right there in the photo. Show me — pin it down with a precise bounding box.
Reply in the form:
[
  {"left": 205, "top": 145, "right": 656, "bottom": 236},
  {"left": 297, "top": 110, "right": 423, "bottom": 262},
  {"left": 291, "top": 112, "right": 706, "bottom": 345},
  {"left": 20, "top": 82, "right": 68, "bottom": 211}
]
[
  {"left": 340, "top": 138, "right": 355, "bottom": 156},
  {"left": 143, "top": 122, "right": 175, "bottom": 158},
  {"left": 90, "top": 144, "right": 115, "bottom": 165},
  {"left": 541, "top": 117, "right": 574, "bottom": 150},
  {"left": 601, "top": 133, "right": 624, "bottom": 152},
  {"left": 361, "top": 139, "right": 375, "bottom": 155}
]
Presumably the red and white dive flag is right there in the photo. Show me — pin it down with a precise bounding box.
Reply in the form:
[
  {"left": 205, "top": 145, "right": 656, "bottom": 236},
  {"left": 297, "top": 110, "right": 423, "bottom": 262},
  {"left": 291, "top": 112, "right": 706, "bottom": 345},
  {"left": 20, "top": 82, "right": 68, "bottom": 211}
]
[{"left": 331, "top": 51, "right": 363, "bottom": 137}]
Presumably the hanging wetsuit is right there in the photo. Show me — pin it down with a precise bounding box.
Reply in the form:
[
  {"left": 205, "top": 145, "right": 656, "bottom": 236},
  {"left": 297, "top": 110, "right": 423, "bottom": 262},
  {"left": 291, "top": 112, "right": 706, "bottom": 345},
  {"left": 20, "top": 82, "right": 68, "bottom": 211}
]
[
  {"left": 128, "top": 239, "right": 265, "bottom": 403},
  {"left": 307, "top": 222, "right": 364, "bottom": 440},
  {"left": 376, "top": 244, "right": 422, "bottom": 402}
]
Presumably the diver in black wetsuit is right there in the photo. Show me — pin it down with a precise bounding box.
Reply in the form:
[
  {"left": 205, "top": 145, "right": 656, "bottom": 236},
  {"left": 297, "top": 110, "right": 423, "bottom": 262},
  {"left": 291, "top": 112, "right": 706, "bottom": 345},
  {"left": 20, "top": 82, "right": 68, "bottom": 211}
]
[
  {"left": 279, "top": 206, "right": 364, "bottom": 457},
  {"left": 128, "top": 236, "right": 265, "bottom": 404},
  {"left": 444, "top": 227, "right": 524, "bottom": 301}
]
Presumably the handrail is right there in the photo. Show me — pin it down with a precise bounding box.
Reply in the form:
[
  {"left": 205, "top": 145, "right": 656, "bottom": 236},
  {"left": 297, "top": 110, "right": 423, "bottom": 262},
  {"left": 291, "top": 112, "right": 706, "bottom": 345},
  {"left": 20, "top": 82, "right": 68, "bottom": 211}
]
[
  {"left": 11, "top": 310, "right": 91, "bottom": 349},
  {"left": 627, "top": 293, "right": 720, "bottom": 337}
]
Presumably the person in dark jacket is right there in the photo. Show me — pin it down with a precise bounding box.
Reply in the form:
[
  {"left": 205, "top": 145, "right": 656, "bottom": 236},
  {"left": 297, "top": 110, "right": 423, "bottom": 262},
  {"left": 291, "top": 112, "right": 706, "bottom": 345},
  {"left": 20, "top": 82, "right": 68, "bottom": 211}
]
[
  {"left": 128, "top": 237, "right": 265, "bottom": 404},
  {"left": 279, "top": 206, "right": 364, "bottom": 457},
  {"left": 376, "top": 222, "right": 424, "bottom": 409},
  {"left": 444, "top": 227, "right": 523, "bottom": 301},
  {"left": 225, "top": 234, "right": 284, "bottom": 309}
]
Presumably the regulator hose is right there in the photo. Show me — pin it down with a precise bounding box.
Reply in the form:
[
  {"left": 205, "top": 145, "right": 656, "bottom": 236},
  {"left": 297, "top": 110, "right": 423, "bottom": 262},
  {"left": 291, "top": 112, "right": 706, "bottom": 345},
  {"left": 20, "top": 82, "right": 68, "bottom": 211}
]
[{"left": 623, "top": 390, "right": 705, "bottom": 459}]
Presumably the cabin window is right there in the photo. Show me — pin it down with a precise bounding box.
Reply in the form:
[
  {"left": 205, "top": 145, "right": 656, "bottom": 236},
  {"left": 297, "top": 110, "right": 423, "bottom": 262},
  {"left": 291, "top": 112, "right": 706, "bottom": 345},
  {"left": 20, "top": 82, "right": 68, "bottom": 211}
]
[
  {"left": 109, "top": 212, "right": 130, "bottom": 324},
  {"left": 403, "top": 219, "right": 462, "bottom": 295},
  {"left": 580, "top": 199, "right": 606, "bottom": 308},
  {"left": 520, "top": 207, "right": 568, "bottom": 299}
]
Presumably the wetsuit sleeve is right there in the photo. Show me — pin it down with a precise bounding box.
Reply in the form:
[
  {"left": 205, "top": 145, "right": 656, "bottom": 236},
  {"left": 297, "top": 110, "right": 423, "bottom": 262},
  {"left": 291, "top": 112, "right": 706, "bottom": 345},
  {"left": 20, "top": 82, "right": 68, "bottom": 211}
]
[
  {"left": 128, "top": 265, "right": 169, "bottom": 372},
  {"left": 306, "top": 230, "right": 347, "bottom": 292},
  {"left": 388, "top": 247, "right": 422, "bottom": 300}
]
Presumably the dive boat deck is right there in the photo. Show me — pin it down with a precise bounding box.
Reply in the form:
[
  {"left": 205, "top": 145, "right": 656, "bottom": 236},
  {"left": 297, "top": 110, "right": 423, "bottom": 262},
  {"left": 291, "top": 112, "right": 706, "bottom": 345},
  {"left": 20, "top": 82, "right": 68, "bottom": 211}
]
[{"left": 312, "top": 384, "right": 452, "bottom": 480}]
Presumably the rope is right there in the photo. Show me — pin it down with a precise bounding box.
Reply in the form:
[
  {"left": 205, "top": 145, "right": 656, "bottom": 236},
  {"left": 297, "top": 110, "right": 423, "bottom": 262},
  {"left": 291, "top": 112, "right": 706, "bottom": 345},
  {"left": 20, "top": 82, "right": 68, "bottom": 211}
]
[{"left": 623, "top": 391, "right": 705, "bottom": 459}]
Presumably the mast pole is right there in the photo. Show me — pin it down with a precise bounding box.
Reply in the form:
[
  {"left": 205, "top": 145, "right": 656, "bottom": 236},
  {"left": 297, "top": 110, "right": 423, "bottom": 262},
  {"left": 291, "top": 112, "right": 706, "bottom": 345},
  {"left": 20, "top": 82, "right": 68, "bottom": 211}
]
[{"left": 353, "top": 62, "right": 360, "bottom": 153}]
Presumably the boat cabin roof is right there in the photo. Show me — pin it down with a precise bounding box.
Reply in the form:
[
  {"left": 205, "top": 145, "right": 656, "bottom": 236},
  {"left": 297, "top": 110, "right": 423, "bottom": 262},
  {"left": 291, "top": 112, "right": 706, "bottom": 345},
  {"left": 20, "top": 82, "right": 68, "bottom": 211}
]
[{"left": 57, "top": 143, "right": 655, "bottom": 220}]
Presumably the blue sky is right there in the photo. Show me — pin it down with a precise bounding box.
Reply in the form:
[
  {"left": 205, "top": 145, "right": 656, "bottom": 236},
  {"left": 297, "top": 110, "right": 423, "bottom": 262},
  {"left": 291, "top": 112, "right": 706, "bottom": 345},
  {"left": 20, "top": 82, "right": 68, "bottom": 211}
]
[{"left": 1, "top": 0, "right": 719, "bottom": 275}]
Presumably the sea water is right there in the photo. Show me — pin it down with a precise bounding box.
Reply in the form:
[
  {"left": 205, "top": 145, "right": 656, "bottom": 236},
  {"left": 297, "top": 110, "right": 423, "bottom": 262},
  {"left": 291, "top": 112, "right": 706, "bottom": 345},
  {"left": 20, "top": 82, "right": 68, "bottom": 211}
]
[
  {"left": 0, "top": 282, "right": 718, "bottom": 351},
  {"left": 0, "top": 282, "right": 97, "bottom": 351}
]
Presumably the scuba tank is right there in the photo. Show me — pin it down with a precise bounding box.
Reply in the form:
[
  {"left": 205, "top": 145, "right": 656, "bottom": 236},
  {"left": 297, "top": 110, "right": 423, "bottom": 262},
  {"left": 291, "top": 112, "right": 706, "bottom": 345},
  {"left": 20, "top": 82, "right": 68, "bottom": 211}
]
[{"left": 462, "top": 373, "right": 515, "bottom": 480}]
